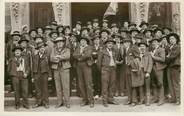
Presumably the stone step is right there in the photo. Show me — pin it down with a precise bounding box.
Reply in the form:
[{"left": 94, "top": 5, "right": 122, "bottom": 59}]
[{"left": 5, "top": 96, "right": 127, "bottom": 106}]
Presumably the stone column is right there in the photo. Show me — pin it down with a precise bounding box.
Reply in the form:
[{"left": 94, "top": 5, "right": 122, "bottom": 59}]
[
  {"left": 130, "top": 2, "right": 149, "bottom": 28},
  {"left": 171, "top": 2, "right": 180, "bottom": 35},
  {"left": 52, "top": 3, "right": 71, "bottom": 26}
]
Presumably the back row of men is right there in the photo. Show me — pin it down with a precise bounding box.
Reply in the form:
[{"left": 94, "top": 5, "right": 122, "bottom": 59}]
[{"left": 6, "top": 19, "right": 180, "bottom": 109}]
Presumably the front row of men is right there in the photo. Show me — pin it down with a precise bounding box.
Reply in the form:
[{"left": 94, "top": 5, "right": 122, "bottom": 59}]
[{"left": 8, "top": 32, "right": 180, "bottom": 109}]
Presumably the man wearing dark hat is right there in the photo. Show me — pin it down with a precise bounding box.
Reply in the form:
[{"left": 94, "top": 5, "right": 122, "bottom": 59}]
[
  {"left": 8, "top": 45, "right": 30, "bottom": 109},
  {"left": 63, "top": 26, "right": 71, "bottom": 47},
  {"left": 73, "top": 21, "right": 82, "bottom": 36},
  {"left": 32, "top": 41, "right": 51, "bottom": 109},
  {"left": 97, "top": 37, "right": 119, "bottom": 107},
  {"left": 150, "top": 38, "right": 166, "bottom": 106},
  {"left": 44, "top": 26, "right": 53, "bottom": 41},
  {"left": 154, "top": 28, "right": 164, "bottom": 40},
  {"left": 120, "top": 27, "right": 129, "bottom": 39},
  {"left": 112, "top": 34, "right": 125, "bottom": 97},
  {"left": 86, "top": 21, "right": 94, "bottom": 37},
  {"left": 92, "top": 18, "right": 100, "bottom": 29},
  {"left": 73, "top": 37, "right": 94, "bottom": 108},
  {"left": 162, "top": 27, "right": 172, "bottom": 35},
  {"left": 143, "top": 28, "right": 153, "bottom": 46},
  {"left": 139, "top": 21, "right": 149, "bottom": 33},
  {"left": 50, "top": 36, "right": 71, "bottom": 108},
  {"left": 102, "top": 19, "right": 110, "bottom": 31},
  {"left": 128, "top": 23, "right": 137, "bottom": 31},
  {"left": 129, "top": 27, "right": 140, "bottom": 45},
  {"left": 91, "top": 35, "right": 103, "bottom": 99},
  {"left": 166, "top": 33, "right": 180, "bottom": 105},
  {"left": 138, "top": 40, "right": 153, "bottom": 106},
  {"left": 100, "top": 29, "right": 110, "bottom": 45},
  {"left": 111, "top": 23, "right": 119, "bottom": 35}
]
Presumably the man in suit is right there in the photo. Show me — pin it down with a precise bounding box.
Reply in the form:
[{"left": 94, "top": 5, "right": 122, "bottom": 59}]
[
  {"left": 150, "top": 38, "right": 166, "bottom": 106},
  {"left": 8, "top": 45, "right": 30, "bottom": 109},
  {"left": 50, "top": 36, "right": 71, "bottom": 108},
  {"left": 32, "top": 41, "right": 51, "bottom": 109},
  {"left": 73, "top": 37, "right": 94, "bottom": 108},
  {"left": 166, "top": 33, "right": 180, "bottom": 105},
  {"left": 97, "top": 37, "right": 119, "bottom": 107},
  {"left": 138, "top": 40, "right": 153, "bottom": 106}
]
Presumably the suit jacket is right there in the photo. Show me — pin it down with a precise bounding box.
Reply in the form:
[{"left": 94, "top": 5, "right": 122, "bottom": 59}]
[
  {"left": 50, "top": 46, "right": 71, "bottom": 70},
  {"left": 32, "top": 51, "right": 51, "bottom": 77},
  {"left": 97, "top": 47, "right": 117, "bottom": 70},
  {"left": 141, "top": 52, "right": 153, "bottom": 74},
  {"left": 152, "top": 47, "right": 167, "bottom": 70},
  {"left": 166, "top": 44, "right": 180, "bottom": 67},
  {"left": 73, "top": 45, "right": 93, "bottom": 66},
  {"left": 8, "top": 56, "right": 30, "bottom": 78}
]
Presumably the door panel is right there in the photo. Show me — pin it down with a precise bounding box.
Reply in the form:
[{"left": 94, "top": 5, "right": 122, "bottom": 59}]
[{"left": 30, "top": 3, "right": 54, "bottom": 29}]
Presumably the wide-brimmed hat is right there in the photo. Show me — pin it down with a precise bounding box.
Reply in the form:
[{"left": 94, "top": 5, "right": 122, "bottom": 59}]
[
  {"left": 122, "top": 38, "right": 132, "bottom": 43},
  {"left": 12, "top": 45, "right": 23, "bottom": 52},
  {"left": 162, "top": 27, "right": 172, "bottom": 32},
  {"left": 154, "top": 28, "right": 163, "bottom": 34},
  {"left": 81, "top": 26, "right": 90, "bottom": 32},
  {"left": 34, "top": 35, "right": 44, "bottom": 41},
  {"left": 54, "top": 36, "right": 66, "bottom": 43},
  {"left": 18, "top": 38, "right": 29, "bottom": 44},
  {"left": 111, "top": 33, "right": 122, "bottom": 39},
  {"left": 166, "top": 33, "right": 180, "bottom": 44},
  {"left": 120, "top": 27, "right": 129, "bottom": 33},
  {"left": 111, "top": 23, "right": 118, "bottom": 28},
  {"left": 138, "top": 40, "right": 148, "bottom": 47},
  {"left": 76, "top": 21, "right": 82, "bottom": 25},
  {"left": 93, "top": 18, "right": 99, "bottom": 22},
  {"left": 44, "top": 25, "right": 53, "bottom": 30},
  {"left": 92, "top": 34, "right": 100, "bottom": 41},
  {"left": 56, "top": 25, "right": 64, "bottom": 30},
  {"left": 49, "top": 30, "right": 59, "bottom": 37},
  {"left": 143, "top": 28, "right": 153, "bottom": 34},
  {"left": 104, "top": 37, "right": 116, "bottom": 44},
  {"left": 149, "top": 38, "right": 160, "bottom": 44},
  {"left": 134, "top": 33, "right": 144, "bottom": 40},
  {"left": 128, "top": 23, "right": 137, "bottom": 27},
  {"left": 100, "top": 29, "right": 110, "bottom": 35},
  {"left": 139, "top": 21, "right": 149, "bottom": 27},
  {"left": 50, "top": 21, "right": 58, "bottom": 26},
  {"left": 36, "top": 42, "right": 47, "bottom": 49},
  {"left": 79, "top": 37, "right": 90, "bottom": 44},
  {"left": 11, "top": 31, "right": 21, "bottom": 37},
  {"left": 102, "top": 19, "right": 109, "bottom": 23},
  {"left": 129, "top": 27, "right": 140, "bottom": 34}
]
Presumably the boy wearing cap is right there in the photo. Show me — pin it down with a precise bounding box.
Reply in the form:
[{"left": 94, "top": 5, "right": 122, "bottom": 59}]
[
  {"left": 8, "top": 45, "right": 30, "bottom": 109},
  {"left": 97, "top": 37, "right": 119, "bottom": 107},
  {"left": 138, "top": 41, "right": 153, "bottom": 106},
  {"left": 166, "top": 33, "right": 180, "bottom": 105},
  {"left": 73, "top": 37, "right": 94, "bottom": 108},
  {"left": 73, "top": 21, "right": 82, "bottom": 35},
  {"left": 91, "top": 35, "right": 103, "bottom": 99},
  {"left": 32, "top": 42, "right": 51, "bottom": 109},
  {"left": 150, "top": 38, "right": 166, "bottom": 106}
]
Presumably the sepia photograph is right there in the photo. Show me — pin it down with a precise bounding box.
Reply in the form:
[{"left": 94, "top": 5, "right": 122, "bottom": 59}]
[{"left": 4, "top": 1, "right": 181, "bottom": 113}]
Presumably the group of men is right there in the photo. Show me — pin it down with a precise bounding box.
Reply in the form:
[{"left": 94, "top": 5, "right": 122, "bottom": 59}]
[{"left": 5, "top": 18, "right": 180, "bottom": 110}]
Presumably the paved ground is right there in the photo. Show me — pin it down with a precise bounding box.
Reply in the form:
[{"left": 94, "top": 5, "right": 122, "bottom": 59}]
[{"left": 4, "top": 96, "right": 180, "bottom": 112}]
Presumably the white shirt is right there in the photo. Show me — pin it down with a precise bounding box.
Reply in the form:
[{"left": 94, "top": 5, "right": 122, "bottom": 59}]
[{"left": 107, "top": 48, "right": 116, "bottom": 66}]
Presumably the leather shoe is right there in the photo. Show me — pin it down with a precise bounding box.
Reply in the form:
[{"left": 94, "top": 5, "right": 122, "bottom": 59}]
[
  {"left": 44, "top": 104, "right": 49, "bottom": 109},
  {"left": 157, "top": 100, "right": 164, "bottom": 106},
  {"left": 103, "top": 102, "right": 108, "bottom": 107},
  {"left": 108, "top": 100, "right": 119, "bottom": 105},
  {"left": 23, "top": 105, "right": 30, "bottom": 109},
  {"left": 32, "top": 103, "right": 41, "bottom": 108},
  {"left": 90, "top": 103, "right": 94, "bottom": 108},
  {"left": 80, "top": 101, "right": 88, "bottom": 106},
  {"left": 130, "top": 102, "right": 136, "bottom": 107},
  {"left": 55, "top": 103, "right": 63, "bottom": 108}
]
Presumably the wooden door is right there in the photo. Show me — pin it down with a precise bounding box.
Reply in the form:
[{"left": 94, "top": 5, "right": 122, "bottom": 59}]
[{"left": 30, "top": 3, "right": 54, "bottom": 29}]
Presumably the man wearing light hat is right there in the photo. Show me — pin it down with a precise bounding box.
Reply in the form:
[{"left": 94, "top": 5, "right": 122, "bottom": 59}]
[
  {"left": 97, "top": 37, "right": 119, "bottom": 107},
  {"left": 50, "top": 36, "right": 71, "bottom": 108}
]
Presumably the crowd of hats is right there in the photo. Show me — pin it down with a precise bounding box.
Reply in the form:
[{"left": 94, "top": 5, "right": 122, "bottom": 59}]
[{"left": 10, "top": 19, "right": 180, "bottom": 52}]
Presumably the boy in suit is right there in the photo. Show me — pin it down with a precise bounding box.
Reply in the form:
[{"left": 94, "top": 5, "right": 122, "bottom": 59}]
[{"left": 8, "top": 45, "right": 30, "bottom": 109}]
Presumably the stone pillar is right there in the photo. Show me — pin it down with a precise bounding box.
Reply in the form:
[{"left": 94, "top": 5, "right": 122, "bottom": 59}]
[
  {"left": 52, "top": 3, "right": 71, "bottom": 26},
  {"left": 9, "top": 2, "right": 29, "bottom": 33},
  {"left": 130, "top": 2, "right": 149, "bottom": 28},
  {"left": 171, "top": 2, "right": 180, "bottom": 35}
]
